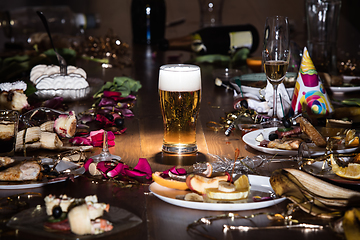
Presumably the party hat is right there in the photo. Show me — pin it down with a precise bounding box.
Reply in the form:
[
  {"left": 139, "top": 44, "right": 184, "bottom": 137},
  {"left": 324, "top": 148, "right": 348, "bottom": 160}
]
[{"left": 289, "top": 47, "right": 334, "bottom": 117}]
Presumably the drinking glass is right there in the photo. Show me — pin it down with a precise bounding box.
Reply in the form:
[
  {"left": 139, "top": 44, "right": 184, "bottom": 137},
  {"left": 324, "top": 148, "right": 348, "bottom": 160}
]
[
  {"left": 305, "top": 0, "right": 341, "bottom": 74},
  {"left": 0, "top": 110, "right": 19, "bottom": 156},
  {"left": 158, "top": 64, "right": 201, "bottom": 154},
  {"left": 262, "top": 16, "right": 290, "bottom": 126}
]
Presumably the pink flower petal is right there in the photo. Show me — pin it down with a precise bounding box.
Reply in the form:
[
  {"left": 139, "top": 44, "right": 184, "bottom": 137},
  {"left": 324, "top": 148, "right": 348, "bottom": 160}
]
[
  {"left": 95, "top": 114, "right": 114, "bottom": 127},
  {"left": 120, "top": 109, "right": 134, "bottom": 118},
  {"left": 83, "top": 158, "right": 93, "bottom": 171},
  {"left": 98, "top": 97, "right": 116, "bottom": 107},
  {"left": 133, "top": 158, "right": 152, "bottom": 179},
  {"left": 69, "top": 137, "right": 92, "bottom": 146},
  {"left": 125, "top": 170, "right": 149, "bottom": 179},
  {"left": 96, "top": 161, "right": 117, "bottom": 178},
  {"left": 162, "top": 166, "right": 187, "bottom": 178},
  {"left": 107, "top": 162, "right": 126, "bottom": 178}
]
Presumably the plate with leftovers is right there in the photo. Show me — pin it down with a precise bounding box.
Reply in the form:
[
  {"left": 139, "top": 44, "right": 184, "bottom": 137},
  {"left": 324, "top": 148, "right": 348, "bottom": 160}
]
[
  {"left": 242, "top": 127, "right": 359, "bottom": 156},
  {"left": 7, "top": 205, "right": 142, "bottom": 239},
  {"left": 149, "top": 175, "right": 285, "bottom": 211},
  {"left": 328, "top": 75, "right": 360, "bottom": 93},
  {"left": 0, "top": 157, "right": 85, "bottom": 189},
  {"left": 301, "top": 160, "right": 360, "bottom": 185}
]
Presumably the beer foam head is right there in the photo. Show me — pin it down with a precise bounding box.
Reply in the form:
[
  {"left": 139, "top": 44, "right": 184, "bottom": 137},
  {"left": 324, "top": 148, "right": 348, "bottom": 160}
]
[{"left": 159, "top": 64, "right": 201, "bottom": 91}]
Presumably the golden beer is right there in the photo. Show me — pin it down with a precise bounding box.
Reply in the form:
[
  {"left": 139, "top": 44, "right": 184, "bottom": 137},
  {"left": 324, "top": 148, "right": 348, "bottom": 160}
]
[{"left": 158, "top": 64, "right": 201, "bottom": 153}]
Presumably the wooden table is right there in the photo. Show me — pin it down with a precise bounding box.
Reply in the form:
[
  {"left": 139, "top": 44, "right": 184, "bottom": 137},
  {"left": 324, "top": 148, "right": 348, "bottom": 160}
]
[{"left": 0, "top": 44, "right": 356, "bottom": 240}]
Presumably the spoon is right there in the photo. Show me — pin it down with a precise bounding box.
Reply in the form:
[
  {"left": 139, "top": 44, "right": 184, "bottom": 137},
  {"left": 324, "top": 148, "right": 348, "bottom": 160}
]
[{"left": 36, "top": 11, "right": 67, "bottom": 75}]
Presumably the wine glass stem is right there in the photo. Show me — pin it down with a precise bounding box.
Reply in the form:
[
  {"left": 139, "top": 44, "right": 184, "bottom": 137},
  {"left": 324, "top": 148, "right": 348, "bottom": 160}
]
[
  {"left": 100, "top": 131, "right": 110, "bottom": 157},
  {"left": 272, "top": 84, "right": 279, "bottom": 121}
]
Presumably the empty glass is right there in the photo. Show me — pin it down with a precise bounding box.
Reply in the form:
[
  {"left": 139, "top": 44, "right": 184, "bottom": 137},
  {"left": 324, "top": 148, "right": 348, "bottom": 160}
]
[{"left": 305, "top": 0, "right": 342, "bottom": 74}]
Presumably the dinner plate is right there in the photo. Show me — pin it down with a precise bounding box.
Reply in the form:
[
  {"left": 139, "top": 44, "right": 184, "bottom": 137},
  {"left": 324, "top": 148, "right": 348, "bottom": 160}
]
[
  {"left": 301, "top": 161, "right": 360, "bottom": 186},
  {"left": 7, "top": 205, "right": 142, "bottom": 239},
  {"left": 149, "top": 175, "right": 285, "bottom": 211},
  {"left": 242, "top": 127, "right": 359, "bottom": 156},
  {"left": 329, "top": 86, "right": 360, "bottom": 93},
  {"left": 323, "top": 75, "right": 360, "bottom": 93}
]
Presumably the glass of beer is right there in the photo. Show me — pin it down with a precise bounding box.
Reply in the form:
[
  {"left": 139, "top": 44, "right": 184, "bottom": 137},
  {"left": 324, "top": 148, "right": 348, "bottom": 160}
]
[{"left": 158, "top": 64, "right": 201, "bottom": 154}]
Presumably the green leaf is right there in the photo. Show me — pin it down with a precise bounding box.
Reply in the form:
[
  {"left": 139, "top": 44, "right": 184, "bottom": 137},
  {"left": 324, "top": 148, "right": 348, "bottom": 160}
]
[
  {"left": 342, "top": 98, "right": 360, "bottom": 107},
  {"left": 93, "top": 77, "right": 142, "bottom": 98},
  {"left": 190, "top": 54, "right": 231, "bottom": 64},
  {"left": 24, "top": 80, "right": 37, "bottom": 96}
]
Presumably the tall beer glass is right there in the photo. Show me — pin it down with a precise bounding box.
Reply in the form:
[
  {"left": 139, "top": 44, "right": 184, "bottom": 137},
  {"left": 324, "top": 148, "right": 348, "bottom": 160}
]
[{"left": 158, "top": 64, "right": 201, "bottom": 154}]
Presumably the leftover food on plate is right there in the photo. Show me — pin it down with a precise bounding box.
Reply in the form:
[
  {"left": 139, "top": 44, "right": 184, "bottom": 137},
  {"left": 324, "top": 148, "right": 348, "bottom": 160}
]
[
  {"left": 255, "top": 117, "right": 359, "bottom": 151},
  {"left": 0, "top": 81, "right": 29, "bottom": 111},
  {"left": 0, "top": 160, "right": 40, "bottom": 181},
  {"left": 330, "top": 154, "right": 360, "bottom": 180},
  {"left": 15, "top": 111, "right": 77, "bottom": 152},
  {"left": 0, "top": 156, "right": 15, "bottom": 167},
  {"left": 152, "top": 171, "right": 251, "bottom": 203},
  {"left": 301, "top": 153, "right": 360, "bottom": 184},
  {"left": 43, "top": 194, "right": 113, "bottom": 235},
  {"left": 150, "top": 175, "right": 285, "bottom": 211},
  {"left": 0, "top": 155, "right": 84, "bottom": 188}
]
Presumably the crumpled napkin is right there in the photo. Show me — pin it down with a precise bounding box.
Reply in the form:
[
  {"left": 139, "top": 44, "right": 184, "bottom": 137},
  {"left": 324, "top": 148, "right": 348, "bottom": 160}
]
[
  {"left": 234, "top": 91, "right": 270, "bottom": 113},
  {"left": 265, "top": 80, "right": 291, "bottom": 118}
]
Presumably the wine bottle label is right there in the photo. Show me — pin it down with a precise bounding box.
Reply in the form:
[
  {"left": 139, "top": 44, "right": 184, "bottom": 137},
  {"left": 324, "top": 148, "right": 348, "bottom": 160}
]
[
  {"left": 191, "top": 33, "right": 207, "bottom": 53},
  {"left": 229, "top": 31, "right": 252, "bottom": 53}
]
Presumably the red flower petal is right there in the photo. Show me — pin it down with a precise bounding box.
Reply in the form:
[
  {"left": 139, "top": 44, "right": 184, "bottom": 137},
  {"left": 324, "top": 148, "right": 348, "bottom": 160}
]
[{"left": 103, "top": 91, "right": 122, "bottom": 98}]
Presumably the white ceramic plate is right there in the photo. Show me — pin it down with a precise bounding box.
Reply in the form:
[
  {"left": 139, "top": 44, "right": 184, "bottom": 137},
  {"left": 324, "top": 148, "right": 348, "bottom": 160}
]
[
  {"left": 242, "top": 127, "right": 359, "bottom": 156},
  {"left": 329, "top": 86, "right": 360, "bottom": 93},
  {"left": 327, "top": 75, "right": 360, "bottom": 93},
  {"left": 149, "top": 175, "right": 285, "bottom": 211}
]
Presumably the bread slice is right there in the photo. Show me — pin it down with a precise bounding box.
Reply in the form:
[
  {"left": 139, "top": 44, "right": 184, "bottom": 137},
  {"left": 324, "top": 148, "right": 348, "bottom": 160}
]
[{"left": 296, "top": 117, "right": 327, "bottom": 147}]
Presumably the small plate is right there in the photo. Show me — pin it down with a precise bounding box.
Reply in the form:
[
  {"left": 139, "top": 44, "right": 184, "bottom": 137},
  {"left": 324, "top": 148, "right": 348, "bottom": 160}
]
[{"left": 149, "top": 175, "right": 285, "bottom": 211}]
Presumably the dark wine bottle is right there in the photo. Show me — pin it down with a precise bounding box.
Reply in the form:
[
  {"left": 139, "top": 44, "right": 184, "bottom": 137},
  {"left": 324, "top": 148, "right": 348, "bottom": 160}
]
[
  {"left": 159, "top": 24, "right": 259, "bottom": 55},
  {"left": 131, "top": 0, "right": 166, "bottom": 45}
]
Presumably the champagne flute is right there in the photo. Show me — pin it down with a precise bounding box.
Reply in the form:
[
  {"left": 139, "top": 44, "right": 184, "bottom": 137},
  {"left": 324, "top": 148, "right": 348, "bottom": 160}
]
[
  {"left": 263, "top": 16, "right": 289, "bottom": 127},
  {"left": 91, "top": 131, "right": 121, "bottom": 162}
]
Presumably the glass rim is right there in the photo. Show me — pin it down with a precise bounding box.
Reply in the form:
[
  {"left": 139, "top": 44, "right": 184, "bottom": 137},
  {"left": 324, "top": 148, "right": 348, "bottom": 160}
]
[
  {"left": 0, "top": 109, "right": 19, "bottom": 116},
  {"left": 160, "top": 64, "right": 200, "bottom": 72}
]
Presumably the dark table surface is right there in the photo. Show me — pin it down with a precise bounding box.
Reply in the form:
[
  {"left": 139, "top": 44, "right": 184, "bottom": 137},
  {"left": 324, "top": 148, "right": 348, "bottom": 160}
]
[{"left": 0, "top": 44, "right": 358, "bottom": 240}]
